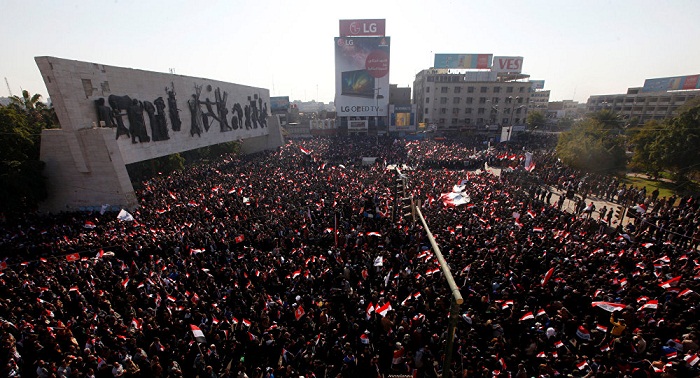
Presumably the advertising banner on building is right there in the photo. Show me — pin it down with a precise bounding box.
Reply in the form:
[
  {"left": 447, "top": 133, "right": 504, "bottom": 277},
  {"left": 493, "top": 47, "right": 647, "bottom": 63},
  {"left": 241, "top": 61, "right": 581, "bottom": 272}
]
[
  {"left": 270, "top": 96, "right": 290, "bottom": 113},
  {"left": 348, "top": 120, "right": 368, "bottom": 131},
  {"left": 339, "top": 19, "right": 386, "bottom": 37},
  {"left": 530, "top": 80, "right": 545, "bottom": 90},
  {"left": 390, "top": 105, "right": 416, "bottom": 131},
  {"left": 492, "top": 56, "right": 524, "bottom": 73},
  {"left": 335, "top": 36, "right": 390, "bottom": 117},
  {"left": 642, "top": 74, "right": 700, "bottom": 92},
  {"left": 434, "top": 54, "right": 492, "bottom": 69}
]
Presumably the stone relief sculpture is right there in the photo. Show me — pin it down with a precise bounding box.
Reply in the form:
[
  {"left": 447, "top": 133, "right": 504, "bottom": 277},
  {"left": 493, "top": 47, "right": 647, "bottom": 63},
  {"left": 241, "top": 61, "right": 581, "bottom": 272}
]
[
  {"left": 153, "top": 97, "right": 170, "bottom": 141},
  {"left": 94, "top": 98, "right": 114, "bottom": 128},
  {"left": 108, "top": 95, "right": 133, "bottom": 140},
  {"left": 188, "top": 84, "right": 204, "bottom": 137},
  {"left": 231, "top": 103, "right": 243, "bottom": 130},
  {"left": 127, "top": 99, "right": 151, "bottom": 143},
  {"left": 166, "top": 82, "right": 182, "bottom": 132}
]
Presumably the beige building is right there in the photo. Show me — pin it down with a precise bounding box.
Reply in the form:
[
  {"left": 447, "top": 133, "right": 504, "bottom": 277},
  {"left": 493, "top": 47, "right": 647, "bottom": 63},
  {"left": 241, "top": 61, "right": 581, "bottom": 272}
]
[
  {"left": 587, "top": 86, "right": 700, "bottom": 126},
  {"left": 528, "top": 90, "right": 550, "bottom": 113},
  {"left": 413, "top": 69, "right": 532, "bottom": 133}
]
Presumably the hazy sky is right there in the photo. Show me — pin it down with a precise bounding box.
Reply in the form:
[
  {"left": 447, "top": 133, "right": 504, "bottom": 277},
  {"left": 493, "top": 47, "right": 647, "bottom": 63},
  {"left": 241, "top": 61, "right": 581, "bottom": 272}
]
[{"left": 2, "top": 0, "right": 699, "bottom": 104}]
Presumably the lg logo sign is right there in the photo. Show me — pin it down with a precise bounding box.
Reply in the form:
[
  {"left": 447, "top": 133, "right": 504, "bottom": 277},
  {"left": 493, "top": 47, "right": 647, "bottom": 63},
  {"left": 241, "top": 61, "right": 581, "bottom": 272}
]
[
  {"left": 350, "top": 22, "right": 377, "bottom": 35},
  {"left": 337, "top": 38, "right": 354, "bottom": 47}
]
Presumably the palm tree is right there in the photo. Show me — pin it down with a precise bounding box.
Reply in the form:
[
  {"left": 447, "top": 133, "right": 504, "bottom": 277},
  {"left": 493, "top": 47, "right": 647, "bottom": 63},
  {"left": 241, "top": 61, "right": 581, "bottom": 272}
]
[{"left": 9, "top": 90, "right": 45, "bottom": 112}]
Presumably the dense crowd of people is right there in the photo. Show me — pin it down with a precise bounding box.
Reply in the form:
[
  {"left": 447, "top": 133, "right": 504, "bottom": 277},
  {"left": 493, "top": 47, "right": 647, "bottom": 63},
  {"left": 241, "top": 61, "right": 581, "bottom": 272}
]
[{"left": 0, "top": 135, "right": 698, "bottom": 378}]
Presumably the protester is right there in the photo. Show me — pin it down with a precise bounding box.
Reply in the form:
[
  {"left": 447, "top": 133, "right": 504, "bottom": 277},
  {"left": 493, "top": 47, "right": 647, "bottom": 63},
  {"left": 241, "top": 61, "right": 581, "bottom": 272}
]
[{"left": 0, "top": 135, "right": 697, "bottom": 377}]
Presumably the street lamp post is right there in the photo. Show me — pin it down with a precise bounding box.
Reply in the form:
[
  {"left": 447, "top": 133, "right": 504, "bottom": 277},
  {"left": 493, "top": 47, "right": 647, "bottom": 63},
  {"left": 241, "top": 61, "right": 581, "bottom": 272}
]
[{"left": 375, "top": 87, "right": 384, "bottom": 134}]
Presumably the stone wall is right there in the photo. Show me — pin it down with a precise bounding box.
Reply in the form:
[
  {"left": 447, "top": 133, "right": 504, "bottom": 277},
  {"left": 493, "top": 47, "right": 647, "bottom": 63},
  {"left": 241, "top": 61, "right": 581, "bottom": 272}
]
[{"left": 36, "top": 57, "right": 284, "bottom": 212}]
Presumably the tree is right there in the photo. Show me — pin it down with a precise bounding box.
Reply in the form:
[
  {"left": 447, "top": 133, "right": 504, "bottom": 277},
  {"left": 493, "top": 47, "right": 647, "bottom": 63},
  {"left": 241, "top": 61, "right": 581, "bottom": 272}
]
[
  {"left": 0, "top": 105, "right": 48, "bottom": 215},
  {"left": 526, "top": 110, "right": 546, "bottom": 129},
  {"left": 629, "top": 120, "right": 665, "bottom": 176},
  {"left": 653, "top": 103, "right": 700, "bottom": 182},
  {"left": 556, "top": 118, "right": 627, "bottom": 173},
  {"left": 590, "top": 109, "right": 623, "bottom": 131}
]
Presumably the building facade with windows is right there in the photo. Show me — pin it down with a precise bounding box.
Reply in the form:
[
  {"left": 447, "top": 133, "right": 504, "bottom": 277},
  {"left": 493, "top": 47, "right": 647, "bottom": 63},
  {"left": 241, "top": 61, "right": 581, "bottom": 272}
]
[
  {"left": 587, "top": 74, "right": 700, "bottom": 125},
  {"left": 528, "top": 90, "right": 550, "bottom": 113},
  {"left": 413, "top": 69, "right": 533, "bottom": 134}
]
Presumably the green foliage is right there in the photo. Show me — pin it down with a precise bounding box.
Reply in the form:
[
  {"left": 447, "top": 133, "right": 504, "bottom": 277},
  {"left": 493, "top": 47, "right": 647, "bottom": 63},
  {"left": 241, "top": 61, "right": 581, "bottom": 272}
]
[
  {"left": 526, "top": 110, "right": 546, "bottom": 128},
  {"left": 590, "top": 109, "right": 622, "bottom": 131},
  {"left": 556, "top": 118, "right": 627, "bottom": 173},
  {"left": 0, "top": 106, "right": 36, "bottom": 161},
  {"left": 628, "top": 99, "right": 700, "bottom": 183},
  {"left": 0, "top": 160, "right": 47, "bottom": 214}
]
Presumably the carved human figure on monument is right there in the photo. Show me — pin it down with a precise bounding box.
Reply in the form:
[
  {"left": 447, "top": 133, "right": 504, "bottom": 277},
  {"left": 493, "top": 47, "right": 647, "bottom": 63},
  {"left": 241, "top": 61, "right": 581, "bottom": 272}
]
[
  {"left": 251, "top": 94, "right": 259, "bottom": 128},
  {"left": 143, "top": 101, "right": 161, "bottom": 141},
  {"left": 108, "top": 94, "right": 132, "bottom": 140},
  {"left": 259, "top": 101, "right": 268, "bottom": 128},
  {"left": 94, "top": 98, "right": 114, "bottom": 128},
  {"left": 154, "top": 97, "right": 170, "bottom": 141},
  {"left": 215, "top": 88, "right": 231, "bottom": 132},
  {"left": 244, "top": 103, "right": 251, "bottom": 130},
  {"left": 188, "top": 85, "right": 204, "bottom": 137},
  {"left": 231, "top": 103, "right": 243, "bottom": 130},
  {"left": 166, "top": 82, "right": 182, "bottom": 131},
  {"left": 127, "top": 99, "right": 151, "bottom": 143}
]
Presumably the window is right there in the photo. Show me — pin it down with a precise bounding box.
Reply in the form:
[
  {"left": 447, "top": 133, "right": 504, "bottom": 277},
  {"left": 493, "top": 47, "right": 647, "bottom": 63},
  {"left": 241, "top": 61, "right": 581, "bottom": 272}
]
[
  {"left": 465, "top": 108, "right": 472, "bottom": 114},
  {"left": 452, "top": 108, "right": 460, "bottom": 115},
  {"left": 519, "top": 87, "right": 524, "bottom": 93},
  {"left": 439, "top": 118, "right": 446, "bottom": 124},
  {"left": 426, "top": 87, "right": 430, "bottom": 93},
  {"left": 441, "top": 87, "right": 448, "bottom": 93},
  {"left": 440, "top": 108, "right": 447, "bottom": 114},
  {"left": 467, "top": 86, "right": 475, "bottom": 93},
  {"left": 502, "top": 118, "right": 509, "bottom": 124},
  {"left": 507, "top": 87, "right": 514, "bottom": 93},
  {"left": 453, "top": 97, "right": 461, "bottom": 104},
  {"left": 480, "top": 86, "right": 488, "bottom": 93},
  {"left": 454, "top": 87, "right": 461, "bottom": 94},
  {"left": 477, "top": 108, "right": 485, "bottom": 114},
  {"left": 493, "top": 87, "right": 501, "bottom": 93},
  {"left": 426, "top": 97, "right": 430, "bottom": 103},
  {"left": 465, "top": 119, "right": 471, "bottom": 124},
  {"left": 425, "top": 108, "right": 429, "bottom": 114},
  {"left": 466, "top": 97, "right": 473, "bottom": 104},
  {"left": 492, "top": 97, "right": 499, "bottom": 104},
  {"left": 451, "top": 118, "right": 459, "bottom": 124},
  {"left": 479, "top": 97, "right": 486, "bottom": 104},
  {"left": 440, "top": 97, "right": 448, "bottom": 104},
  {"left": 477, "top": 118, "right": 484, "bottom": 124}
]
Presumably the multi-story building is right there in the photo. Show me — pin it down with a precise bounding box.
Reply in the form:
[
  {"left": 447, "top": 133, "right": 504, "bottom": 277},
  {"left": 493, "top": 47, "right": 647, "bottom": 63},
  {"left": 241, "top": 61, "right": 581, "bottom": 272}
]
[
  {"left": 413, "top": 69, "right": 532, "bottom": 134},
  {"left": 587, "top": 74, "right": 700, "bottom": 125},
  {"left": 528, "top": 90, "right": 550, "bottom": 113},
  {"left": 547, "top": 100, "right": 582, "bottom": 120}
]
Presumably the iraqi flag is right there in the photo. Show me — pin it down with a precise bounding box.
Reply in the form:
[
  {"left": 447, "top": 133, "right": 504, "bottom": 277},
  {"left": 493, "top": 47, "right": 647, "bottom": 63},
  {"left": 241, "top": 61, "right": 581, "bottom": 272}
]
[
  {"left": 190, "top": 325, "right": 206, "bottom": 344},
  {"left": 554, "top": 340, "right": 564, "bottom": 349},
  {"left": 541, "top": 267, "right": 554, "bottom": 286},
  {"left": 659, "top": 276, "right": 681, "bottom": 289},
  {"left": 376, "top": 302, "right": 392, "bottom": 317},
  {"left": 366, "top": 302, "right": 375, "bottom": 319},
  {"left": 537, "top": 351, "right": 546, "bottom": 358},
  {"left": 678, "top": 288, "right": 694, "bottom": 297},
  {"left": 576, "top": 326, "right": 591, "bottom": 340},
  {"left": 440, "top": 192, "right": 470, "bottom": 207},
  {"left": 591, "top": 301, "right": 626, "bottom": 312},
  {"left": 536, "top": 309, "right": 547, "bottom": 317},
  {"left": 638, "top": 300, "right": 658, "bottom": 311},
  {"left": 633, "top": 204, "right": 647, "bottom": 214},
  {"left": 519, "top": 312, "right": 534, "bottom": 321},
  {"left": 299, "top": 146, "right": 312, "bottom": 155},
  {"left": 65, "top": 253, "right": 80, "bottom": 262},
  {"left": 83, "top": 221, "right": 96, "bottom": 229},
  {"left": 294, "top": 305, "right": 305, "bottom": 320},
  {"left": 596, "top": 324, "right": 608, "bottom": 333},
  {"left": 576, "top": 360, "right": 589, "bottom": 370},
  {"left": 684, "top": 354, "right": 699, "bottom": 366}
]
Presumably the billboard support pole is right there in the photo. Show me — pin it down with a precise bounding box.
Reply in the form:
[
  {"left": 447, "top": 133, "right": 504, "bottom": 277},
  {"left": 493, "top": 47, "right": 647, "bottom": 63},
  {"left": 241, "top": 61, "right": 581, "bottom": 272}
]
[{"left": 414, "top": 205, "right": 463, "bottom": 377}]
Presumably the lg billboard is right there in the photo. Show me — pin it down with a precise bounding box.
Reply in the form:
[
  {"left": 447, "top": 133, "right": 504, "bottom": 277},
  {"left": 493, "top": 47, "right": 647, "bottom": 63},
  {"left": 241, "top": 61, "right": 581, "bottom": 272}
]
[
  {"left": 335, "top": 36, "right": 390, "bottom": 117},
  {"left": 339, "top": 19, "right": 386, "bottom": 37}
]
